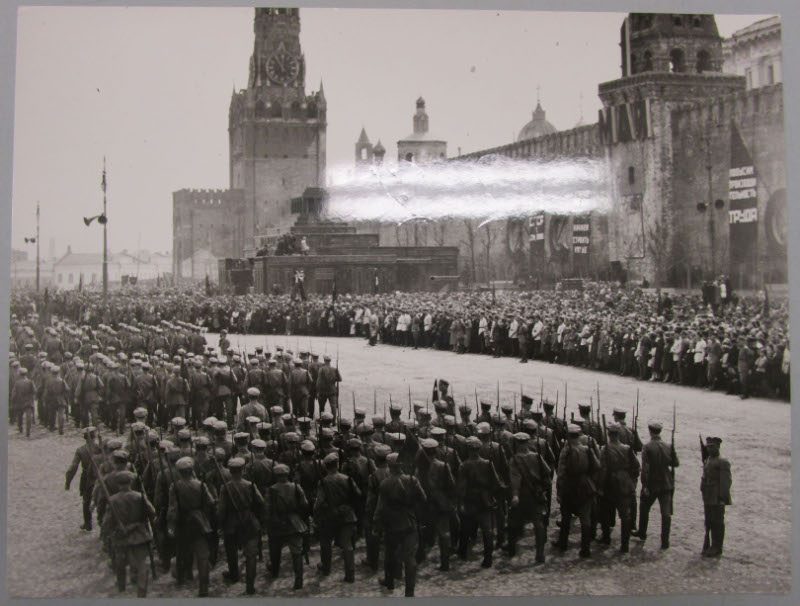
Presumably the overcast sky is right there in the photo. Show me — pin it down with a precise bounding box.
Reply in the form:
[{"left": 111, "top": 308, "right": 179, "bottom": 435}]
[{"left": 10, "top": 7, "right": 768, "bottom": 256}]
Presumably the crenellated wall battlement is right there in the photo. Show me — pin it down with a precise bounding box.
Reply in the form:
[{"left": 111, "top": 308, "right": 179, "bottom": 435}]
[
  {"left": 456, "top": 123, "right": 602, "bottom": 161},
  {"left": 672, "top": 82, "right": 783, "bottom": 129}
]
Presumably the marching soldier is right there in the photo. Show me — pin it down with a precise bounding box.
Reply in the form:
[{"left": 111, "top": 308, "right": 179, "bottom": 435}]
[
  {"left": 362, "top": 443, "right": 392, "bottom": 571},
  {"left": 167, "top": 457, "right": 216, "bottom": 596},
  {"left": 265, "top": 359, "right": 288, "bottom": 412},
  {"left": 288, "top": 358, "right": 312, "bottom": 418},
  {"left": 374, "top": 451, "right": 427, "bottom": 597},
  {"left": 217, "top": 457, "right": 266, "bottom": 595},
  {"left": 477, "top": 422, "right": 509, "bottom": 551},
  {"left": 314, "top": 452, "right": 360, "bottom": 582},
  {"left": 554, "top": 424, "right": 600, "bottom": 558},
  {"left": 632, "top": 422, "right": 679, "bottom": 549},
  {"left": 700, "top": 436, "right": 732, "bottom": 557},
  {"left": 457, "top": 436, "right": 503, "bottom": 568},
  {"left": 65, "top": 426, "right": 103, "bottom": 531},
  {"left": 316, "top": 355, "right": 342, "bottom": 419},
  {"left": 265, "top": 463, "right": 309, "bottom": 590},
  {"left": 11, "top": 367, "right": 36, "bottom": 437},
  {"left": 211, "top": 358, "right": 237, "bottom": 427},
  {"left": 597, "top": 423, "right": 640, "bottom": 552},
  {"left": 136, "top": 362, "right": 159, "bottom": 428},
  {"left": 164, "top": 365, "right": 190, "bottom": 425},
  {"left": 415, "top": 437, "right": 456, "bottom": 571},
  {"left": 237, "top": 388, "right": 267, "bottom": 432},
  {"left": 102, "top": 470, "right": 156, "bottom": 597},
  {"left": 507, "top": 432, "right": 551, "bottom": 563},
  {"left": 189, "top": 359, "right": 213, "bottom": 431}
]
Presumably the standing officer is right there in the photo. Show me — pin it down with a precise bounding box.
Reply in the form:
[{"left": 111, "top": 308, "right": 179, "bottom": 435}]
[
  {"left": 288, "top": 358, "right": 312, "bottom": 418},
  {"left": 415, "top": 437, "right": 456, "bottom": 571},
  {"left": 10, "top": 367, "right": 36, "bottom": 437},
  {"left": 597, "top": 423, "right": 640, "bottom": 552},
  {"left": 700, "top": 436, "right": 732, "bottom": 557},
  {"left": 136, "top": 362, "right": 159, "bottom": 429},
  {"left": 217, "top": 457, "right": 266, "bottom": 595},
  {"left": 237, "top": 388, "right": 267, "bottom": 432},
  {"left": 164, "top": 365, "right": 190, "bottom": 424},
  {"left": 632, "top": 421, "right": 679, "bottom": 549},
  {"left": 316, "top": 355, "right": 342, "bottom": 419},
  {"left": 265, "top": 359, "right": 288, "bottom": 413},
  {"left": 265, "top": 463, "right": 309, "bottom": 590},
  {"left": 374, "top": 451, "right": 427, "bottom": 597},
  {"left": 314, "top": 452, "right": 360, "bottom": 582},
  {"left": 167, "top": 457, "right": 216, "bottom": 596},
  {"left": 65, "top": 426, "right": 103, "bottom": 531}
]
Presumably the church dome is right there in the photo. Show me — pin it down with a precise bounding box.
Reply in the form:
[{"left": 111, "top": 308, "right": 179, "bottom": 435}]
[{"left": 517, "top": 101, "right": 557, "bottom": 142}]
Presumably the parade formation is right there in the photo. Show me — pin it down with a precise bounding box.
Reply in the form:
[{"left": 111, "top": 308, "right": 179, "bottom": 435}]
[{"left": 7, "top": 285, "right": 749, "bottom": 598}]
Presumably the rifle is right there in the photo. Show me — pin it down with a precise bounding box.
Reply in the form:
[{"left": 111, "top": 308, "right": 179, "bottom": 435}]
[
  {"left": 634, "top": 388, "right": 639, "bottom": 433},
  {"left": 539, "top": 377, "right": 544, "bottom": 410},
  {"left": 596, "top": 382, "right": 601, "bottom": 434},
  {"left": 373, "top": 390, "right": 377, "bottom": 416},
  {"left": 601, "top": 413, "right": 608, "bottom": 445},
  {"left": 131, "top": 449, "right": 158, "bottom": 579},
  {"left": 670, "top": 401, "right": 677, "bottom": 482},
  {"left": 496, "top": 380, "right": 500, "bottom": 413},
  {"left": 699, "top": 434, "right": 709, "bottom": 464}
]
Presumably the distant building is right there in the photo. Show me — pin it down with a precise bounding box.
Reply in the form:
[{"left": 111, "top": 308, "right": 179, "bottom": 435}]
[
  {"left": 397, "top": 98, "right": 447, "bottom": 163},
  {"left": 53, "top": 247, "right": 173, "bottom": 289},
  {"left": 723, "top": 16, "right": 781, "bottom": 90}
]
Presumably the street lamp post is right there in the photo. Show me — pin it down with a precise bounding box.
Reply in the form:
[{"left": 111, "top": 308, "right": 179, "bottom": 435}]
[{"left": 83, "top": 157, "right": 109, "bottom": 317}]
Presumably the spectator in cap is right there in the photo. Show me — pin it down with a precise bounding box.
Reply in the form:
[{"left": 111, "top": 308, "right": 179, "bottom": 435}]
[
  {"left": 167, "top": 457, "right": 216, "bottom": 596},
  {"left": 374, "top": 447, "right": 427, "bottom": 596},
  {"left": 456, "top": 433, "right": 503, "bottom": 568},
  {"left": 554, "top": 423, "right": 600, "bottom": 558},
  {"left": 597, "top": 423, "right": 640, "bottom": 553},
  {"left": 314, "top": 451, "right": 361, "bottom": 583},
  {"left": 217, "top": 457, "right": 265, "bottom": 594},
  {"left": 265, "top": 462, "right": 309, "bottom": 590},
  {"left": 632, "top": 421, "right": 679, "bottom": 549},
  {"left": 700, "top": 436, "right": 732, "bottom": 557}
]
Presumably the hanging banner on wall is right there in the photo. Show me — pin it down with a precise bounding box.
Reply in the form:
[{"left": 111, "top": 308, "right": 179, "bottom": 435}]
[
  {"left": 572, "top": 214, "right": 591, "bottom": 255},
  {"left": 728, "top": 121, "right": 758, "bottom": 267},
  {"left": 529, "top": 212, "right": 545, "bottom": 255}
]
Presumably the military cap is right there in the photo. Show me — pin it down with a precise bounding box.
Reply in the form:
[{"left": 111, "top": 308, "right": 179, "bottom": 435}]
[
  {"left": 233, "top": 432, "right": 249, "bottom": 442},
  {"left": 465, "top": 436, "right": 482, "bottom": 449},
  {"left": 176, "top": 457, "right": 194, "bottom": 471},
  {"left": 311, "top": 353, "right": 319, "bottom": 359},
  {"left": 281, "top": 413, "right": 294, "bottom": 423},
  {"left": 404, "top": 419, "right": 417, "bottom": 430},
  {"left": 491, "top": 414, "right": 506, "bottom": 425},
  {"left": 249, "top": 358, "right": 259, "bottom": 366},
  {"left": 213, "top": 421, "right": 228, "bottom": 432},
  {"left": 214, "top": 447, "right": 227, "bottom": 459},
  {"left": 158, "top": 439, "right": 174, "bottom": 450},
  {"left": 520, "top": 395, "right": 534, "bottom": 406},
  {"left": 390, "top": 432, "right": 406, "bottom": 443},
  {"left": 648, "top": 422, "right": 663, "bottom": 433},
  {"left": 607, "top": 423, "right": 621, "bottom": 434},
  {"left": 476, "top": 422, "right": 492, "bottom": 435},
  {"left": 480, "top": 401, "right": 492, "bottom": 409},
  {"left": 323, "top": 354, "right": 331, "bottom": 361},
  {"left": 177, "top": 429, "right": 192, "bottom": 440},
  {"left": 116, "top": 470, "right": 136, "bottom": 485},
  {"left": 578, "top": 403, "right": 591, "bottom": 412},
  {"left": 439, "top": 379, "right": 450, "bottom": 389},
  {"left": 203, "top": 416, "right": 218, "bottom": 427},
  {"left": 430, "top": 427, "right": 446, "bottom": 438},
  {"left": 227, "top": 457, "right": 246, "bottom": 469},
  {"left": 75, "top": 360, "right": 86, "bottom": 369},
  {"left": 133, "top": 407, "right": 148, "bottom": 419},
  {"left": 374, "top": 444, "right": 392, "bottom": 458},
  {"left": 148, "top": 431, "right": 159, "bottom": 443},
  {"left": 251, "top": 439, "right": 266, "bottom": 449},
  {"left": 389, "top": 403, "right": 403, "bottom": 413},
  {"left": 354, "top": 408, "right": 366, "bottom": 417},
  {"left": 24, "top": 343, "right": 34, "bottom": 350},
  {"left": 297, "top": 416, "right": 312, "bottom": 425},
  {"left": 257, "top": 422, "right": 272, "bottom": 431},
  {"left": 292, "top": 358, "right": 302, "bottom": 365},
  {"left": 357, "top": 423, "right": 374, "bottom": 435},
  {"left": 113, "top": 449, "right": 129, "bottom": 461},
  {"left": 195, "top": 436, "right": 210, "bottom": 447},
  {"left": 612, "top": 408, "right": 627, "bottom": 416},
  {"left": 513, "top": 432, "right": 530, "bottom": 442},
  {"left": 421, "top": 438, "right": 439, "bottom": 449},
  {"left": 270, "top": 406, "right": 285, "bottom": 417},
  {"left": 348, "top": 438, "right": 363, "bottom": 449},
  {"left": 320, "top": 428, "right": 335, "bottom": 439},
  {"left": 458, "top": 404, "right": 472, "bottom": 414},
  {"left": 523, "top": 418, "right": 538, "bottom": 431},
  {"left": 83, "top": 425, "right": 97, "bottom": 436},
  {"left": 300, "top": 440, "right": 316, "bottom": 453},
  {"left": 500, "top": 403, "right": 513, "bottom": 413},
  {"left": 413, "top": 402, "right": 425, "bottom": 411},
  {"left": 443, "top": 415, "right": 456, "bottom": 427},
  {"left": 284, "top": 432, "right": 300, "bottom": 443},
  {"left": 567, "top": 424, "right": 583, "bottom": 436},
  {"left": 208, "top": 357, "right": 218, "bottom": 364},
  {"left": 419, "top": 409, "right": 432, "bottom": 419},
  {"left": 372, "top": 415, "right": 386, "bottom": 426},
  {"left": 705, "top": 436, "right": 722, "bottom": 445},
  {"left": 386, "top": 452, "right": 401, "bottom": 465},
  {"left": 233, "top": 355, "right": 241, "bottom": 362},
  {"left": 323, "top": 452, "right": 339, "bottom": 465},
  {"left": 131, "top": 422, "right": 146, "bottom": 433},
  {"left": 434, "top": 400, "right": 448, "bottom": 411},
  {"left": 192, "top": 358, "right": 202, "bottom": 367},
  {"left": 273, "top": 463, "right": 290, "bottom": 476},
  {"left": 340, "top": 417, "right": 353, "bottom": 427},
  {"left": 107, "top": 438, "right": 123, "bottom": 450},
  {"left": 246, "top": 415, "right": 261, "bottom": 425},
  {"left": 268, "top": 359, "right": 277, "bottom": 365}
]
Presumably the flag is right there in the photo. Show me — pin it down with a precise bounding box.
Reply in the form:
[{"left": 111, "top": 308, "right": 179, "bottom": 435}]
[
  {"left": 331, "top": 276, "right": 337, "bottom": 303},
  {"left": 78, "top": 273, "right": 83, "bottom": 292}
]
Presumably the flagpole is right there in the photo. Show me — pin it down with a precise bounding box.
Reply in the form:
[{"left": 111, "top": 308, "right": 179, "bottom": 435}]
[
  {"left": 35, "top": 201, "right": 40, "bottom": 292},
  {"left": 102, "top": 157, "right": 108, "bottom": 314}
]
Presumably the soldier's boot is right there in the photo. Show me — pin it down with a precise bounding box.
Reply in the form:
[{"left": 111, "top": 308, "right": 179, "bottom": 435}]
[
  {"left": 343, "top": 550, "right": 355, "bottom": 583},
  {"left": 379, "top": 557, "right": 395, "bottom": 591},
  {"left": 481, "top": 531, "right": 493, "bottom": 568},
  {"left": 198, "top": 557, "right": 210, "bottom": 597},
  {"left": 704, "top": 522, "right": 724, "bottom": 557},
  {"left": 292, "top": 554, "right": 304, "bottom": 590},
  {"left": 660, "top": 517, "right": 671, "bottom": 550},
  {"left": 632, "top": 510, "right": 648, "bottom": 541},
  {"left": 116, "top": 563, "right": 127, "bottom": 593},
  {"left": 504, "top": 529, "right": 518, "bottom": 557},
  {"left": 534, "top": 525, "right": 546, "bottom": 564},
  {"left": 405, "top": 562, "right": 417, "bottom": 597},
  {"left": 317, "top": 543, "right": 331, "bottom": 576},
  {"left": 438, "top": 537, "right": 451, "bottom": 571},
  {"left": 363, "top": 535, "right": 379, "bottom": 570},
  {"left": 579, "top": 526, "right": 592, "bottom": 558},
  {"left": 620, "top": 518, "right": 631, "bottom": 553},
  {"left": 552, "top": 521, "right": 569, "bottom": 551},
  {"left": 600, "top": 525, "right": 612, "bottom": 545},
  {"left": 245, "top": 556, "right": 257, "bottom": 594},
  {"left": 702, "top": 524, "right": 712, "bottom": 554}
]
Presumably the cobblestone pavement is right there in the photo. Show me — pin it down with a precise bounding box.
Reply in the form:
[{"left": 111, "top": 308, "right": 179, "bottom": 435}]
[{"left": 6, "top": 334, "right": 791, "bottom": 597}]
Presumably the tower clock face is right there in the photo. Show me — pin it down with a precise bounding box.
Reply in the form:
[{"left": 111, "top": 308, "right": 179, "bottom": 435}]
[{"left": 266, "top": 51, "right": 300, "bottom": 85}]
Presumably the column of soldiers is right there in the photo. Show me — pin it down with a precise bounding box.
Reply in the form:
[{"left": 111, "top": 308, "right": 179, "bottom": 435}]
[{"left": 11, "top": 315, "right": 733, "bottom": 597}]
